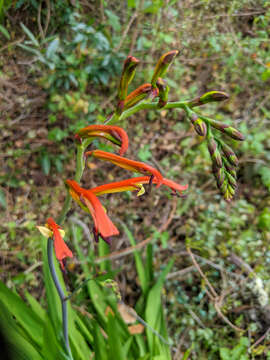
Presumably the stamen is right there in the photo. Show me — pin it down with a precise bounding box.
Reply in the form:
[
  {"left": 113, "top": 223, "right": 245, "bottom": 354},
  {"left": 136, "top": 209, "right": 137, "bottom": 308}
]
[
  {"left": 148, "top": 175, "right": 154, "bottom": 194},
  {"left": 92, "top": 227, "right": 99, "bottom": 243},
  {"left": 61, "top": 259, "right": 67, "bottom": 274},
  {"left": 110, "top": 130, "right": 121, "bottom": 142},
  {"left": 170, "top": 191, "right": 187, "bottom": 198},
  {"left": 80, "top": 195, "right": 87, "bottom": 206}
]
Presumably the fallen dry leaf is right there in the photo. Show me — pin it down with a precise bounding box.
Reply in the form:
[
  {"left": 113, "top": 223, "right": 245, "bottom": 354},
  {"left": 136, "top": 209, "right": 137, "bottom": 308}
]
[{"left": 128, "top": 323, "right": 144, "bottom": 335}]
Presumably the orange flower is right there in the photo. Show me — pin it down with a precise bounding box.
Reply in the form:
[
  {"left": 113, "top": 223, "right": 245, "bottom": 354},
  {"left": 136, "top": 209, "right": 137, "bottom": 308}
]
[
  {"left": 85, "top": 150, "right": 163, "bottom": 188},
  {"left": 38, "top": 218, "right": 73, "bottom": 270},
  {"left": 66, "top": 180, "right": 119, "bottom": 244},
  {"left": 75, "top": 125, "right": 129, "bottom": 156},
  {"left": 90, "top": 176, "right": 188, "bottom": 197}
]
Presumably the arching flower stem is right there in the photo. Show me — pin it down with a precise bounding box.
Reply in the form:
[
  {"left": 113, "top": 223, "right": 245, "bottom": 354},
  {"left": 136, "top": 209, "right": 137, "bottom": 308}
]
[{"left": 47, "top": 238, "right": 73, "bottom": 359}]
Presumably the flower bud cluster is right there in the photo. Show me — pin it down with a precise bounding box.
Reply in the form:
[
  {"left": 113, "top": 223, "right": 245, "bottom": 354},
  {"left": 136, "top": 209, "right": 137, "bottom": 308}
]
[
  {"left": 209, "top": 138, "right": 240, "bottom": 202},
  {"left": 116, "top": 51, "right": 178, "bottom": 115},
  {"left": 184, "top": 89, "right": 244, "bottom": 201}
]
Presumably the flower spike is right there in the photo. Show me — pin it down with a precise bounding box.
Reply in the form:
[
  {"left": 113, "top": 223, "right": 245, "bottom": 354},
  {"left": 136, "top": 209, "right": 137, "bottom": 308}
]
[
  {"left": 85, "top": 150, "right": 164, "bottom": 188},
  {"left": 66, "top": 180, "right": 119, "bottom": 244},
  {"left": 75, "top": 125, "right": 129, "bottom": 156},
  {"left": 37, "top": 218, "right": 73, "bottom": 271}
]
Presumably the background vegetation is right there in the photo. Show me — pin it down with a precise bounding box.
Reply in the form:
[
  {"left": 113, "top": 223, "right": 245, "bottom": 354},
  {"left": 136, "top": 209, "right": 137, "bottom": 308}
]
[{"left": 1, "top": 0, "right": 270, "bottom": 358}]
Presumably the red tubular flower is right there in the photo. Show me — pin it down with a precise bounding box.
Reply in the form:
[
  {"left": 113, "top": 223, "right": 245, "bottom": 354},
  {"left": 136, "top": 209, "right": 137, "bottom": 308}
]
[
  {"left": 85, "top": 150, "right": 163, "bottom": 188},
  {"left": 66, "top": 180, "right": 119, "bottom": 244},
  {"left": 75, "top": 125, "right": 129, "bottom": 156},
  {"left": 46, "top": 217, "right": 73, "bottom": 270},
  {"left": 90, "top": 176, "right": 188, "bottom": 197}
]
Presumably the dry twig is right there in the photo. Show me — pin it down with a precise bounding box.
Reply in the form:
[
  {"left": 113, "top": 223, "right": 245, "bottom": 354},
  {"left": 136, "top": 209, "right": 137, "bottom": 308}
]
[{"left": 187, "top": 246, "right": 244, "bottom": 332}]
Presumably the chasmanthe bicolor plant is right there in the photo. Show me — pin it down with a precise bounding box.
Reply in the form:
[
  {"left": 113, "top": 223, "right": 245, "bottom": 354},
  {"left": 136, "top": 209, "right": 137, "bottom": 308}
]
[{"left": 37, "top": 50, "right": 245, "bottom": 356}]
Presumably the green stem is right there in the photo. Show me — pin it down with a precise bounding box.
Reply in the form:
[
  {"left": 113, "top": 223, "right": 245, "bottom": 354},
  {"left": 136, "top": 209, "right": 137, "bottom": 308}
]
[
  {"left": 57, "top": 139, "right": 92, "bottom": 225},
  {"left": 47, "top": 238, "right": 73, "bottom": 358},
  {"left": 106, "top": 100, "right": 190, "bottom": 125}
]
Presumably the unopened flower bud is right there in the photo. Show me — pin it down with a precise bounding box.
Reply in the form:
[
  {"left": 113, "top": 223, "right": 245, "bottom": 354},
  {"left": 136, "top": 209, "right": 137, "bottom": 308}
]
[
  {"left": 214, "top": 167, "right": 225, "bottom": 188},
  {"left": 156, "top": 78, "right": 170, "bottom": 108},
  {"left": 123, "top": 83, "right": 156, "bottom": 110},
  {"left": 118, "top": 56, "right": 140, "bottom": 101},
  {"left": 208, "top": 119, "right": 245, "bottom": 141},
  {"left": 191, "top": 115, "right": 207, "bottom": 137},
  {"left": 228, "top": 184, "right": 235, "bottom": 196},
  {"left": 151, "top": 50, "right": 178, "bottom": 86},
  {"left": 220, "top": 142, "right": 239, "bottom": 166},
  {"left": 200, "top": 91, "right": 229, "bottom": 104},
  {"left": 220, "top": 178, "right": 228, "bottom": 194},
  {"left": 188, "top": 91, "right": 229, "bottom": 107},
  {"left": 230, "top": 169, "right": 237, "bottom": 179},
  {"left": 208, "top": 138, "right": 222, "bottom": 168},
  {"left": 224, "top": 187, "right": 234, "bottom": 202},
  {"left": 227, "top": 172, "right": 237, "bottom": 189},
  {"left": 223, "top": 127, "right": 245, "bottom": 141}
]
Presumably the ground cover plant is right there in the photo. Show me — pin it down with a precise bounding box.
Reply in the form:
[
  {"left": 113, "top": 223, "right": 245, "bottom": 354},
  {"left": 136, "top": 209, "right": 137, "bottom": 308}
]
[{"left": 1, "top": 1, "right": 270, "bottom": 359}]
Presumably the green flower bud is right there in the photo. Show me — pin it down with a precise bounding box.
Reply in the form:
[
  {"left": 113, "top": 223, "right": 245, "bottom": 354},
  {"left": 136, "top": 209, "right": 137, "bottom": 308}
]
[
  {"left": 228, "top": 184, "right": 235, "bottom": 196},
  {"left": 208, "top": 118, "right": 245, "bottom": 141},
  {"left": 190, "top": 114, "right": 207, "bottom": 136},
  {"left": 223, "top": 127, "right": 245, "bottom": 141},
  {"left": 214, "top": 167, "right": 225, "bottom": 188},
  {"left": 222, "top": 157, "right": 237, "bottom": 177},
  {"left": 151, "top": 50, "right": 178, "bottom": 86},
  {"left": 224, "top": 187, "right": 234, "bottom": 202},
  {"left": 227, "top": 172, "right": 237, "bottom": 189},
  {"left": 220, "top": 142, "right": 239, "bottom": 166},
  {"left": 230, "top": 169, "right": 237, "bottom": 179},
  {"left": 199, "top": 91, "right": 229, "bottom": 104},
  {"left": 156, "top": 78, "right": 170, "bottom": 108},
  {"left": 188, "top": 91, "right": 229, "bottom": 107},
  {"left": 118, "top": 56, "right": 140, "bottom": 101},
  {"left": 220, "top": 178, "right": 228, "bottom": 194},
  {"left": 208, "top": 138, "right": 222, "bottom": 168}
]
